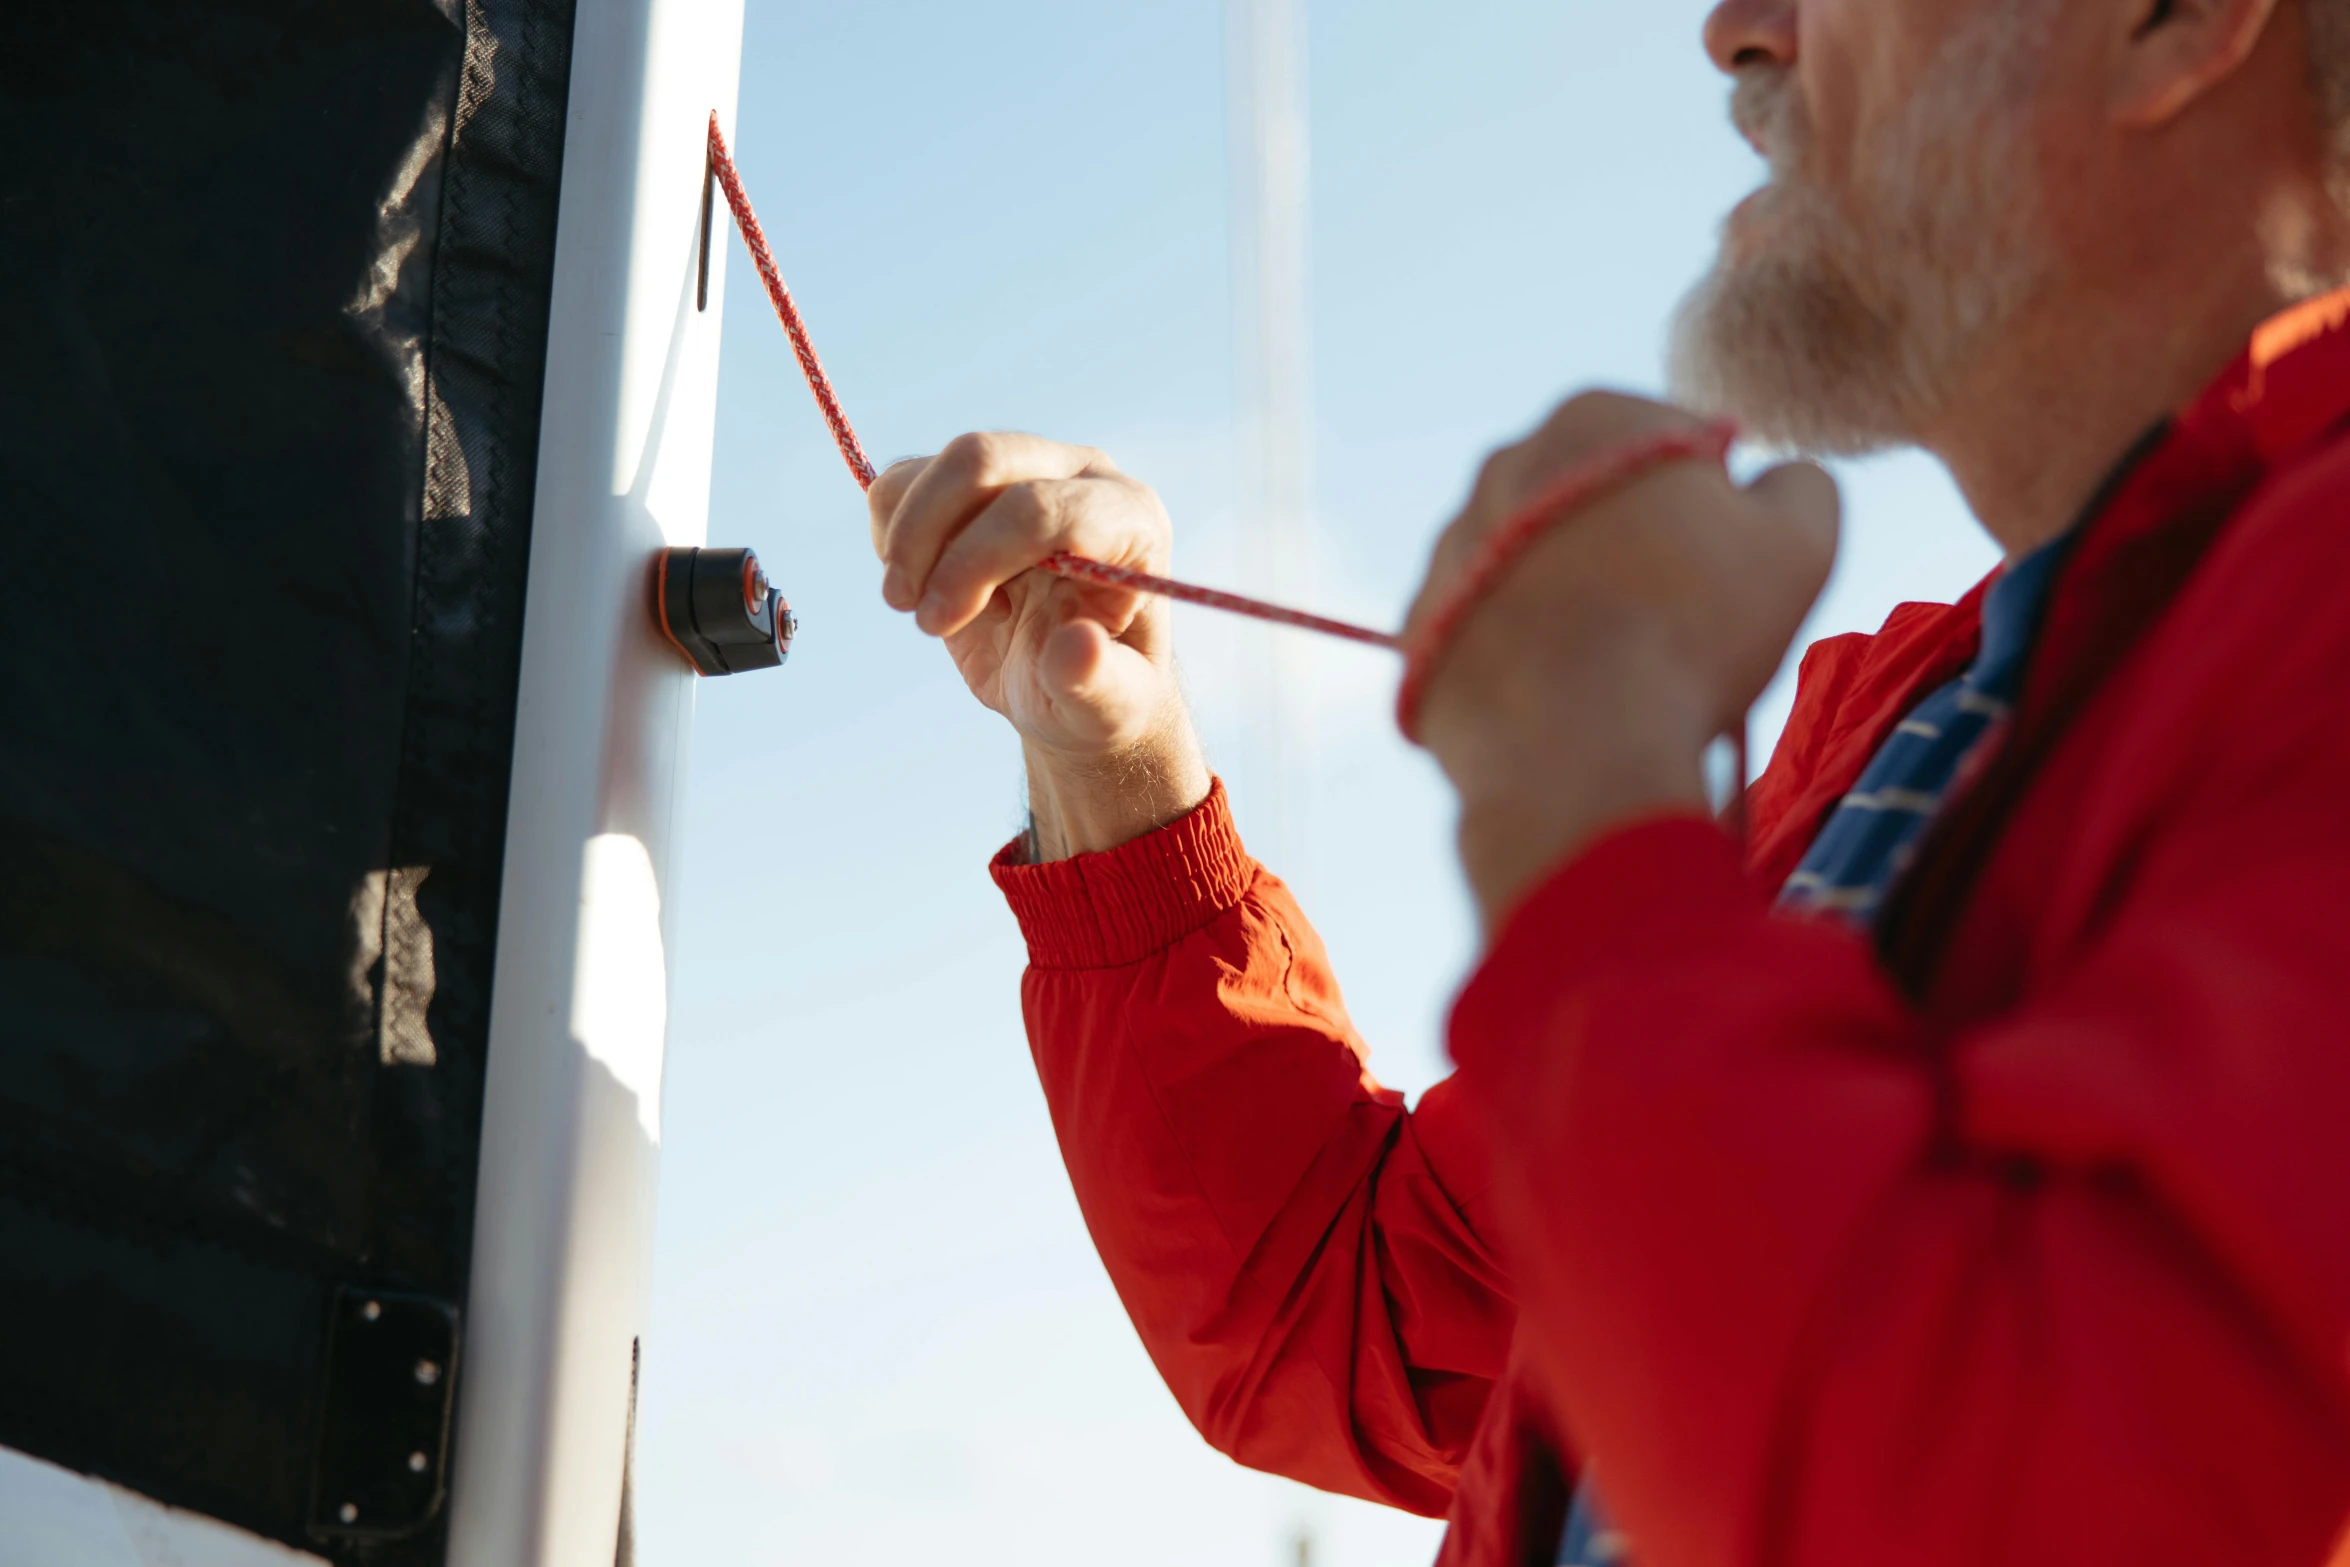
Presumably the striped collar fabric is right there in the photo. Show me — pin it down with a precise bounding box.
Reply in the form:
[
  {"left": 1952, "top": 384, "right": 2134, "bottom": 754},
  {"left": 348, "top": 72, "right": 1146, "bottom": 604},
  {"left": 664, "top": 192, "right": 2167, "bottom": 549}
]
[{"left": 1780, "top": 530, "right": 2074, "bottom": 927}]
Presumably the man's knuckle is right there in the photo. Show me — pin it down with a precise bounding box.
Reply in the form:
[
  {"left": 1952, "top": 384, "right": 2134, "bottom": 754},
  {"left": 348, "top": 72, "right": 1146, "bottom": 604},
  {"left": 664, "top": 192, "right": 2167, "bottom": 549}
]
[
  {"left": 927, "top": 553, "right": 974, "bottom": 600},
  {"left": 940, "top": 430, "right": 1003, "bottom": 480},
  {"left": 999, "top": 479, "right": 1057, "bottom": 531},
  {"left": 1549, "top": 390, "right": 1612, "bottom": 431},
  {"left": 1106, "top": 473, "right": 1164, "bottom": 524}
]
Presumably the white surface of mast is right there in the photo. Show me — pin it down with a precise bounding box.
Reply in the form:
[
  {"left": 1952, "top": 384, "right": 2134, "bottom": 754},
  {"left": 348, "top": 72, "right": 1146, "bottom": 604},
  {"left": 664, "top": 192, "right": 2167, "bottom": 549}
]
[
  {"left": 1229, "top": 0, "right": 1315, "bottom": 877},
  {"left": 449, "top": 0, "right": 741, "bottom": 1560}
]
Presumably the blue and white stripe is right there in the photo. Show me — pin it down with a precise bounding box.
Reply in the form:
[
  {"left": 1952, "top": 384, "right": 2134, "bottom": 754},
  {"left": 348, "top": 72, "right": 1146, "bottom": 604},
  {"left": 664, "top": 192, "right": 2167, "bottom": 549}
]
[{"left": 1774, "top": 536, "right": 2063, "bottom": 925}]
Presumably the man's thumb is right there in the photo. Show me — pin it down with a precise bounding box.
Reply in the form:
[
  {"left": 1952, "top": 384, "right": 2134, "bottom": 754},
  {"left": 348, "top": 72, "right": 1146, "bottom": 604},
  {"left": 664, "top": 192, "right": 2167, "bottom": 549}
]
[{"left": 1747, "top": 460, "right": 1841, "bottom": 567}]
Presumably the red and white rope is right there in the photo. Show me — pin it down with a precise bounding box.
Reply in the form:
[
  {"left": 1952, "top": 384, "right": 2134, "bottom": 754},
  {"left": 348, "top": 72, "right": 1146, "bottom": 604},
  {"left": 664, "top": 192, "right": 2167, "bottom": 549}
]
[
  {"left": 1391, "top": 421, "right": 1738, "bottom": 740},
  {"left": 705, "top": 114, "right": 1741, "bottom": 769},
  {"left": 1038, "top": 554, "right": 1402, "bottom": 650},
  {"left": 707, "top": 113, "right": 880, "bottom": 489}
]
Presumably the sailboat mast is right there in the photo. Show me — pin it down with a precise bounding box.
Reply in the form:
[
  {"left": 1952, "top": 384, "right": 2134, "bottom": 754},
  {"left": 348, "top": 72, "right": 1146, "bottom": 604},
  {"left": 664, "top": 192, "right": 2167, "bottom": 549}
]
[{"left": 1228, "top": 0, "right": 1316, "bottom": 874}]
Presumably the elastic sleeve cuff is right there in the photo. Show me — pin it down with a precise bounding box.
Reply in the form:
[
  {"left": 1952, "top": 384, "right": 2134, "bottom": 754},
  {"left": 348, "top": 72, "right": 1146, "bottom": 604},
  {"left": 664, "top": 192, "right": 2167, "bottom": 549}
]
[
  {"left": 989, "top": 778, "right": 1257, "bottom": 970},
  {"left": 1450, "top": 813, "right": 1759, "bottom": 1067}
]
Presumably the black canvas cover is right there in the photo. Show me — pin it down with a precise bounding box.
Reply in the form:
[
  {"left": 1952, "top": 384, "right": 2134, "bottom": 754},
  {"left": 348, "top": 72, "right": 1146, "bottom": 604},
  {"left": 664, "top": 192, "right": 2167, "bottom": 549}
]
[{"left": 0, "top": 0, "right": 576, "bottom": 1557}]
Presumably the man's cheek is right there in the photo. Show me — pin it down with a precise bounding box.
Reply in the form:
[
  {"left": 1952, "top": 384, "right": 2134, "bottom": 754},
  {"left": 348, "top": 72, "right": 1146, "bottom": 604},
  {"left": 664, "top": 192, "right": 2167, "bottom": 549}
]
[{"left": 1792, "top": 0, "right": 1904, "bottom": 195}]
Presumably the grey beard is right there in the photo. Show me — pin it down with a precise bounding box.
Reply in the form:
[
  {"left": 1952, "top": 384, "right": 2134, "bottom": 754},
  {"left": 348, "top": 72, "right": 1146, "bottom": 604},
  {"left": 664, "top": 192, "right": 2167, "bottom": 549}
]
[
  {"left": 1668, "top": 10, "right": 2054, "bottom": 455},
  {"left": 1667, "top": 222, "right": 1944, "bottom": 457}
]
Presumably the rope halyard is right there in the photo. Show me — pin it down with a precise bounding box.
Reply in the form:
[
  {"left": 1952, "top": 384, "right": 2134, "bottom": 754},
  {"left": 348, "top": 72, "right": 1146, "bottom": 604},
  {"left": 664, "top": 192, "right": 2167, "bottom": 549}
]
[
  {"left": 703, "top": 113, "right": 1744, "bottom": 788},
  {"left": 706, "top": 113, "right": 879, "bottom": 489},
  {"left": 1390, "top": 422, "right": 1739, "bottom": 741}
]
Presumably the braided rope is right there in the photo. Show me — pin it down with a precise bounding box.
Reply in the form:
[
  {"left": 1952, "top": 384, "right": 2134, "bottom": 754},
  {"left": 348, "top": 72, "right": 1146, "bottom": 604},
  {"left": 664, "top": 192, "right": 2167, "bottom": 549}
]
[
  {"left": 1041, "top": 554, "right": 1401, "bottom": 650},
  {"left": 706, "top": 114, "right": 1404, "bottom": 644},
  {"left": 1392, "top": 422, "right": 1739, "bottom": 741},
  {"left": 704, "top": 114, "right": 1743, "bottom": 779},
  {"left": 707, "top": 113, "right": 879, "bottom": 489}
]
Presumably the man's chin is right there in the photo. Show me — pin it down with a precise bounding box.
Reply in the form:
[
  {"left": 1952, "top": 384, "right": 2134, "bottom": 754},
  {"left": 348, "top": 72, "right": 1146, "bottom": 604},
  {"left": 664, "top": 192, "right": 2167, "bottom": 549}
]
[
  {"left": 1720, "top": 185, "right": 1791, "bottom": 262},
  {"left": 1667, "top": 246, "right": 1921, "bottom": 458}
]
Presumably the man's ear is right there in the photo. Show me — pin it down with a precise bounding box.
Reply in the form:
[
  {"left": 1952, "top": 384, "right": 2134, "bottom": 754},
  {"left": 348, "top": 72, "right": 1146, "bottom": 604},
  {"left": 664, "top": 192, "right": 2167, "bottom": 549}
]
[{"left": 2112, "top": 0, "right": 2286, "bottom": 127}]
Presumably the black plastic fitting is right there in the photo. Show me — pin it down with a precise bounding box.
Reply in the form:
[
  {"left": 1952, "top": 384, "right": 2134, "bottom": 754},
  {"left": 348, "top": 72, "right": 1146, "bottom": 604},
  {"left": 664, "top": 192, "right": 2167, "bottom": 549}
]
[{"left": 654, "top": 546, "right": 796, "bottom": 676}]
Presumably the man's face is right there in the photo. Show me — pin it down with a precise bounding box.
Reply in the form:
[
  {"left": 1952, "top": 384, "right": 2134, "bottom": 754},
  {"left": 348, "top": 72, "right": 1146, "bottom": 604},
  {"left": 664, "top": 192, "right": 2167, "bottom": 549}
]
[{"left": 1671, "top": 0, "right": 2066, "bottom": 454}]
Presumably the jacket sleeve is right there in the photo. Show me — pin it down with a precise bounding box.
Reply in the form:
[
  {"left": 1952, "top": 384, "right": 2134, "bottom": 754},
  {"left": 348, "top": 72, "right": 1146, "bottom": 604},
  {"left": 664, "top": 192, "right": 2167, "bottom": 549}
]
[
  {"left": 1446, "top": 616, "right": 2350, "bottom": 1565},
  {"left": 993, "top": 780, "right": 1515, "bottom": 1516}
]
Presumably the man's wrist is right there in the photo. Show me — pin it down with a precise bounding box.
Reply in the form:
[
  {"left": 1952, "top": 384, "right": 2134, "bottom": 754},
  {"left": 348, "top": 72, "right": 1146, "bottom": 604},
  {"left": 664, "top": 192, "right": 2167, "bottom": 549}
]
[
  {"left": 1452, "top": 758, "right": 1709, "bottom": 933},
  {"left": 1425, "top": 628, "right": 1713, "bottom": 932},
  {"left": 1021, "top": 706, "right": 1211, "bottom": 862}
]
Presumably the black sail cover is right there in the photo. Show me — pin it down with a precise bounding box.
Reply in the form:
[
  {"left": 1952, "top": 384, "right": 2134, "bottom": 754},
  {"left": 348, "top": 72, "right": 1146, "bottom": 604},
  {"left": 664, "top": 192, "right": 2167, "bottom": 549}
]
[{"left": 0, "top": 1, "right": 577, "bottom": 1559}]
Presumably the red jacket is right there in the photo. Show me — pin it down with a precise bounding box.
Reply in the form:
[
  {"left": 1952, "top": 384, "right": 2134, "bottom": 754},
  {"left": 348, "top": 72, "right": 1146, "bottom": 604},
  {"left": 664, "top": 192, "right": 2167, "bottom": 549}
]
[{"left": 990, "top": 290, "right": 2350, "bottom": 1567}]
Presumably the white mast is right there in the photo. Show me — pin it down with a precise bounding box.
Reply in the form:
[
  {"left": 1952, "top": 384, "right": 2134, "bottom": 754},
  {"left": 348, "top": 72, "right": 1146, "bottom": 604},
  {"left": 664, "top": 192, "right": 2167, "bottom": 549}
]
[{"left": 1229, "top": 0, "right": 1315, "bottom": 878}]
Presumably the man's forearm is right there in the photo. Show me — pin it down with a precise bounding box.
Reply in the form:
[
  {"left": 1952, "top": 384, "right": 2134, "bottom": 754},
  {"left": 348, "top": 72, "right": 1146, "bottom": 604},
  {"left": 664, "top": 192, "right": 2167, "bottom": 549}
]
[{"left": 1020, "top": 699, "right": 1211, "bottom": 862}]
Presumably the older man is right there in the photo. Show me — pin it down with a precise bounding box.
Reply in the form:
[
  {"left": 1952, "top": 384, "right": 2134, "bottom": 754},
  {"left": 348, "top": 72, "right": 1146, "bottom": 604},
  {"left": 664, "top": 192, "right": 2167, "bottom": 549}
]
[{"left": 870, "top": 0, "right": 2350, "bottom": 1562}]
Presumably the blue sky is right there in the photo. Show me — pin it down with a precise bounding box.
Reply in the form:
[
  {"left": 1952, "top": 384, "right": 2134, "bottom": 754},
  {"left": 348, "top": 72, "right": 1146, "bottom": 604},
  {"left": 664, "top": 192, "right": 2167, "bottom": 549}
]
[{"left": 634, "top": 4, "right": 1998, "bottom": 1563}]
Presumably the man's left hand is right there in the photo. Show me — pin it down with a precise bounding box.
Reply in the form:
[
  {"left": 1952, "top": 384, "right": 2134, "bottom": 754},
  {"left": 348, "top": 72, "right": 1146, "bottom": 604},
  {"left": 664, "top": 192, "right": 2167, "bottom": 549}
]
[{"left": 1407, "top": 391, "right": 1840, "bottom": 935}]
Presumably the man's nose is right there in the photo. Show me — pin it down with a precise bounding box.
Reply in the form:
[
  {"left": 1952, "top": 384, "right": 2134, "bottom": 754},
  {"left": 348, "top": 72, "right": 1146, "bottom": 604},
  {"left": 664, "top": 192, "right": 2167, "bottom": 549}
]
[{"left": 1703, "top": 0, "right": 1796, "bottom": 75}]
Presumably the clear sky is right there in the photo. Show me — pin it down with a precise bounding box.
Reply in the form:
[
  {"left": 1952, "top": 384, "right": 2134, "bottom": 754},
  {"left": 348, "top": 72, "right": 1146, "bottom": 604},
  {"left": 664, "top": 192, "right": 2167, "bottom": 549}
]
[{"left": 634, "top": 3, "right": 1999, "bottom": 1564}]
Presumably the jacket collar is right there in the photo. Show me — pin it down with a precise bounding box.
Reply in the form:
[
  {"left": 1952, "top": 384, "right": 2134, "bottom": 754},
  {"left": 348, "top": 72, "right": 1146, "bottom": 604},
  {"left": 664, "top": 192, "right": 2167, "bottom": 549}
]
[
  {"left": 2236, "top": 286, "right": 2350, "bottom": 461},
  {"left": 1998, "top": 282, "right": 2350, "bottom": 707},
  {"left": 1876, "top": 284, "right": 2350, "bottom": 992}
]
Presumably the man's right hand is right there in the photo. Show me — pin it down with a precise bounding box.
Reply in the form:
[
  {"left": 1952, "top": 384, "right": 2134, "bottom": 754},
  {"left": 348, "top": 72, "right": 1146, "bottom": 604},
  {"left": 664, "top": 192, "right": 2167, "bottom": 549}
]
[{"left": 869, "top": 432, "right": 1210, "bottom": 861}]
